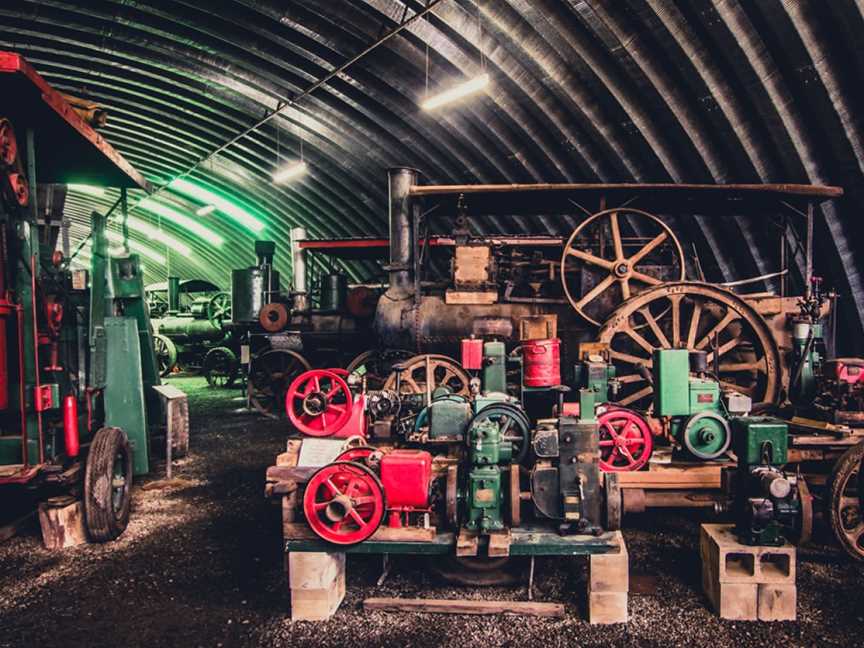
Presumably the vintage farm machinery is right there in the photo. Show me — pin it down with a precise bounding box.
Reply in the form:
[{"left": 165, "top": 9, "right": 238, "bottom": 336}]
[
  {"left": 264, "top": 169, "right": 864, "bottom": 565},
  {"left": 0, "top": 51, "right": 187, "bottom": 541},
  {"left": 149, "top": 277, "right": 236, "bottom": 385}
]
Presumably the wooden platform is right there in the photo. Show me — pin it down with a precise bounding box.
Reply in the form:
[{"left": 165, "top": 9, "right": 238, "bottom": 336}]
[{"left": 700, "top": 523, "right": 796, "bottom": 621}]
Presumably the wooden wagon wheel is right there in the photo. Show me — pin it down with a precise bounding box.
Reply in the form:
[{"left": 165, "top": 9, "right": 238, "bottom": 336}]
[
  {"left": 561, "top": 207, "right": 685, "bottom": 326},
  {"left": 346, "top": 348, "right": 414, "bottom": 391},
  {"left": 598, "top": 282, "right": 782, "bottom": 410},
  {"left": 247, "top": 349, "right": 311, "bottom": 418},
  {"left": 382, "top": 353, "right": 470, "bottom": 398}
]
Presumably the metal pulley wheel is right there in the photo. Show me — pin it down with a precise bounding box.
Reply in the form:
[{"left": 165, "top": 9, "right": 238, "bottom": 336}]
[
  {"left": 598, "top": 281, "right": 782, "bottom": 410},
  {"left": 382, "top": 353, "right": 471, "bottom": 399},
  {"left": 259, "top": 302, "right": 289, "bottom": 332},
  {"left": 206, "top": 291, "right": 232, "bottom": 328},
  {"left": 247, "top": 349, "right": 310, "bottom": 417},
  {"left": 597, "top": 407, "right": 654, "bottom": 472},
  {"left": 446, "top": 464, "right": 459, "bottom": 528},
  {"left": 302, "top": 461, "right": 385, "bottom": 545},
  {"left": 561, "top": 207, "right": 685, "bottom": 326},
  {"left": 681, "top": 411, "right": 731, "bottom": 460},
  {"left": 468, "top": 402, "right": 531, "bottom": 465},
  {"left": 335, "top": 446, "right": 377, "bottom": 464},
  {"left": 827, "top": 441, "right": 864, "bottom": 561},
  {"left": 346, "top": 348, "right": 414, "bottom": 391},
  {"left": 202, "top": 346, "right": 239, "bottom": 388},
  {"left": 153, "top": 334, "right": 177, "bottom": 377},
  {"left": 285, "top": 369, "right": 353, "bottom": 436}
]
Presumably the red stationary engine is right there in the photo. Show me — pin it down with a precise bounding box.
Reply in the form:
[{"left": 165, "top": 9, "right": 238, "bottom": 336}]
[
  {"left": 302, "top": 449, "right": 433, "bottom": 545},
  {"left": 814, "top": 358, "right": 864, "bottom": 423}
]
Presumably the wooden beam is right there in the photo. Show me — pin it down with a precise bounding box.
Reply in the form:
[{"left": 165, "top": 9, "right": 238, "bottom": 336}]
[{"left": 363, "top": 598, "right": 565, "bottom": 618}]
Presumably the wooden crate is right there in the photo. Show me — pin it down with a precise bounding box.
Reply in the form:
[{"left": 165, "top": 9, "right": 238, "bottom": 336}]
[
  {"left": 700, "top": 524, "right": 796, "bottom": 621},
  {"left": 287, "top": 552, "right": 346, "bottom": 621}
]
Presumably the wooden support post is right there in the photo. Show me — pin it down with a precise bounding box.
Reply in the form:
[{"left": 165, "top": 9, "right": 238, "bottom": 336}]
[
  {"left": 287, "top": 552, "right": 346, "bottom": 621},
  {"left": 587, "top": 531, "right": 628, "bottom": 624},
  {"left": 38, "top": 496, "right": 87, "bottom": 550},
  {"left": 700, "top": 524, "right": 796, "bottom": 621}
]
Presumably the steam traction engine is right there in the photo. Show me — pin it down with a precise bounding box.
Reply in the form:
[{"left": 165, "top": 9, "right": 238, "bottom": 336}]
[{"left": 0, "top": 51, "right": 184, "bottom": 542}]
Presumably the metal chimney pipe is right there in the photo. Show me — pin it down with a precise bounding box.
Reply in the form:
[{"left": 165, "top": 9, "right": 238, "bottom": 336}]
[
  {"left": 290, "top": 227, "right": 308, "bottom": 311},
  {"left": 167, "top": 276, "right": 180, "bottom": 313},
  {"left": 387, "top": 167, "right": 419, "bottom": 295}
]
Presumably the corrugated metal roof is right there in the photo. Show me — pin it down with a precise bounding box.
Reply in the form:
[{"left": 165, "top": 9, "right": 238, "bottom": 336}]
[{"left": 2, "top": 0, "right": 862, "bottom": 346}]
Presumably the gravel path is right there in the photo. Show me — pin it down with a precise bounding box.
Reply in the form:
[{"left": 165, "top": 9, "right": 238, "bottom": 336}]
[{"left": 0, "top": 376, "right": 861, "bottom": 648}]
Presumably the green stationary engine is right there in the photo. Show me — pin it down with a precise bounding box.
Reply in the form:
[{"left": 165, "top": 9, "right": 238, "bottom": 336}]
[
  {"left": 653, "top": 349, "right": 750, "bottom": 460},
  {"left": 730, "top": 417, "right": 800, "bottom": 546}
]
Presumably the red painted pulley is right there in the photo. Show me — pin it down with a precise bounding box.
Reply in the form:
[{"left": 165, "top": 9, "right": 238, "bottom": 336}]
[
  {"left": 335, "top": 446, "right": 376, "bottom": 463},
  {"left": 598, "top": 407, "right": 653, "bottom": 472},
  {"left": 285, "top": 369, "right": 352, "bottom": 436},
  {"left": 303, "top": 461, "right": 385, "bottom": 545}
]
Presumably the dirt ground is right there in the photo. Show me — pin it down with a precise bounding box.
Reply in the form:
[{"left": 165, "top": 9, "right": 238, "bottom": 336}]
[{"left": 1, "top": 375, "right": 862, "bottom": 648}]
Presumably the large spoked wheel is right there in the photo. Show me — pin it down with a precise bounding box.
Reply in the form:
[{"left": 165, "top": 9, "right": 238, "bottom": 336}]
[
  {"left": 561, "top": 208, "right": 685, "bottom": 326},
  {"left": 285, "top": 369, "right": 353, "bottom": 436},
  {"left": 598, "top": 282, "right": 782, "bottom": 410},
  {"left": 597, "top": 407, "right": 654, "bottom": 472},
  {"left": 207, "top": 292, "right": 232, "bottom": 328},
  {"left": 146, "top": 292, "right": 169, "bottom": 319},
  {"left": 247, "top": 349, "right": 311, "bottom": 417},
  {"left": 203, "top": 346, "right": 239, "bottom": 388},
  {"left": 346, "top": 348, "right": 414, "bottom": 390},
  {"left": 828, "top": 441, "right": 864, "bottom": 561},
  {"left": 84, "top": 427, "right": 133, "bottom": 542},
  {"left": 153, "top": 334, "right": 177, "bottom": 377},
  {"left": 470, "top": 403, "right": 531, "bottom": 465},
  {"left": 382, "top": 354, "right": 471, "bottom": 398},
  {"left": 303, "top": 461, "right": 385, "bottom": 545}
]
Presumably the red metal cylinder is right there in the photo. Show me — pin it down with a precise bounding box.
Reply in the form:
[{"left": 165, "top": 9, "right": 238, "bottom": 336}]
[
  {"left": 522, "top": 338, "right": 561, "bottom": 387},
  {"left": 63, "top": 395, "right": 79, "bottom": 458},
  {"left": 460, "top": 338, "right": 483, "bottom": 371}
]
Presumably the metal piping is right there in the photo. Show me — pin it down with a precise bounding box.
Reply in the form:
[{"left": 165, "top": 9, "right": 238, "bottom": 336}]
[
  {"left": 387, "top": 167, "right": 419, "bottom": 297},
  {"left": 290, "top": 227, "right": 308, "bottom": 311}
]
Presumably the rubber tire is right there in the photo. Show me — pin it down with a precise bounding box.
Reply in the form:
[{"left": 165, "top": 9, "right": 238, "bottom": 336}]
[
  {"left": 84, "top": 426, "right": 133, "bottom": 542},
  {"left": 828, "top": 440, "right": 864, "bottom": 561}
]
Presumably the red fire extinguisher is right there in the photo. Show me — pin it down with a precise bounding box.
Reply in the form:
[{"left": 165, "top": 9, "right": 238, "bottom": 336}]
[{"left": 63, "top": 394, "right": 79, "bottom": 458}]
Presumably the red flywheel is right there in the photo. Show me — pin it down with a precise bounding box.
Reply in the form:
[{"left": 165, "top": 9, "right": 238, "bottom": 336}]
[
  {"left": 336, "top": 446, "right": 376, "bottom": 463},
  {"left": 303, "top": 461, "right": 385, "bottom": 545},
  {"left": 285, "top": 369, "right": 353, "bottom": 436},
  {"left": 598, "top": 407, "right": 653, "bottom": 472}
]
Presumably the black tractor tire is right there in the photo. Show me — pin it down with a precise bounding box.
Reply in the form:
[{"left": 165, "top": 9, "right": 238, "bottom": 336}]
[{"left": 84, "top": 426, "right": 133, "bottom": 542}]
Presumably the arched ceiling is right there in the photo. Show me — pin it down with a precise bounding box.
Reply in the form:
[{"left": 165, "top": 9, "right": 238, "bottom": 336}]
[{"left": 2, "top": 0, "right": 864, "bottom": 346}]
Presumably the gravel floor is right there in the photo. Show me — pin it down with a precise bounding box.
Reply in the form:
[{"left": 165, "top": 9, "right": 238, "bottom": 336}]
[{"left": 1, "top": 375, "right": 862, "bottom": 648}]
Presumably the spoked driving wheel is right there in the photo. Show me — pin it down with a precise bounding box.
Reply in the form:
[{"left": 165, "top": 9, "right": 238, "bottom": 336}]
[
  {"left": 561, "top": 208, "right": 685, "bottom": 326},
  {"left": 598, "top": 282, "right": 781, "bottom": 410},
  {"left": 597, "top": 407, "right": 654, "bottom": 472},
  {"left": 303, "top": 461, "right": 385, "bottom": 545},
  {"left": 382, "top": 353, "right": 471, "bottom": 398},
  {"left": 203, "top": 346, "right": 239, "bottom": 388},
  {"left": 828, "top": 441, "right": 864, "bottom": 561},
  {"left": 206, "top": 291, "right": 232, "bottom": 328},
  {"left": 346, "top": 348, "right": 414, "bottom": 390},
  {"left": 247, "top": 349, "right": 311, "bottom": 417},
  {"left": 153, "top": 334, "right": 177, "bottom": 377}
]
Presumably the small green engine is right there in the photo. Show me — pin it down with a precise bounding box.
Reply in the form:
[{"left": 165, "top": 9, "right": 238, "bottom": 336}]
[
  {"left": 653, "top": 349, "right": 748, "bottom": 460},
  {"left": 464, "top": 417, "right": 512, "bottom": 533},
  {"left": 731, "top": 417, "right": 799, "bottom": 546}
]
